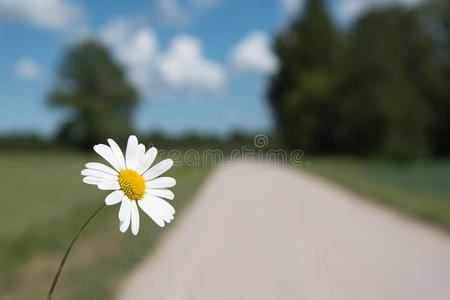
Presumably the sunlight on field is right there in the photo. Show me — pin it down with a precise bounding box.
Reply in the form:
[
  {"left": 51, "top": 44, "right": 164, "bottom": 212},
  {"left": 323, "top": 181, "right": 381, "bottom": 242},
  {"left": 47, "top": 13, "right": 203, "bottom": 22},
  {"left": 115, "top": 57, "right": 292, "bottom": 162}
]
[{"left": 0, "top": 153, "right": 210, "bottom": 299}]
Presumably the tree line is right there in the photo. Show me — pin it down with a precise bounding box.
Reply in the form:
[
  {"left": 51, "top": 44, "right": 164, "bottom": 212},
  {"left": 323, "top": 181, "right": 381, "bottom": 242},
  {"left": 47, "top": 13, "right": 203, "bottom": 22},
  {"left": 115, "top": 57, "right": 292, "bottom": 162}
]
[{"left": 268, "top": 0, "right": 449, "bottom": 160}]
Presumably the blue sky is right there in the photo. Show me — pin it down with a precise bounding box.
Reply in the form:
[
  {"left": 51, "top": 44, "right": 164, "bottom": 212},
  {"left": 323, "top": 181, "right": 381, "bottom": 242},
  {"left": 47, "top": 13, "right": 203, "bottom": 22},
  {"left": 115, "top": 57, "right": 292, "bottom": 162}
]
[{"left": 0, "top": 0, "right": 422, "bottom": 137}]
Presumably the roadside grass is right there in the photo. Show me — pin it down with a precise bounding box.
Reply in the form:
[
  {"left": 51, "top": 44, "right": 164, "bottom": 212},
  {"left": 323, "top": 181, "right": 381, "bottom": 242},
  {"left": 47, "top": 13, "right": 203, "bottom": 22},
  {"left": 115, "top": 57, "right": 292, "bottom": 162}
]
[
  {"left": 0, "top": 152, "right": 210, "bottom": 299},
  {"left": 305, "top": 157, "right": 450, "bottom": 231}
]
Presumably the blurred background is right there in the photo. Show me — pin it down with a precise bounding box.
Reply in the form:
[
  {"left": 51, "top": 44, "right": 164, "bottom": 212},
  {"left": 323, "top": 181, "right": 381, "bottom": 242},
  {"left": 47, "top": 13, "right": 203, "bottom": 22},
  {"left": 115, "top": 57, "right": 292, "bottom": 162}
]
[{"left": 0, "top": 0, "right": 449, "bottom": 299}]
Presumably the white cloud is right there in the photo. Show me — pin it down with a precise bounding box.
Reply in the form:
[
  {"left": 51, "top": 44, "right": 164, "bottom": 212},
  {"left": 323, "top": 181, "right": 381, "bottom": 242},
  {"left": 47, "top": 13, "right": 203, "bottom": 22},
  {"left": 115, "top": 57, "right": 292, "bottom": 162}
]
[
  {"left": 0, "top": 0, "right": 82, "bottom": 31},
  {"left": 99, "top": 18, "right": 225, "bottom": 98},
  {"left": 158, "top": 0, "right": 190, "bottom": 27},
  {"left": 159, "top": 35, "right": 225, "bottom": 94},
  {"left": 99, "top": 18, "right": 158, "bottom": 91},
  {"left": 337, "top": 0, "right": 425, "bottom": 22},
  {"left": 14, "top": 58, "right": 41, "bottom": 80},
  {"left": 280, "top": 0, "right": 306, "bottom": 14},
  {"left": 229, "top": 31, "right": 279, "bottom": 75}
]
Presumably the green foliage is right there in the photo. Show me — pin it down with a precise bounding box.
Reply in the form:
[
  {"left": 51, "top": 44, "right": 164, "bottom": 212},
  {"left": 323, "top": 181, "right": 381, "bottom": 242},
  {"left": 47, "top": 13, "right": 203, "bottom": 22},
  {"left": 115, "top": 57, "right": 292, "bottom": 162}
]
[
  {"left": 339, "top": 7, "right": 433, "bottom": 159},
  {"left": 268, "top": 0, "right": 342, "bottom": 153},
  {"left": 0, "top": 133, "right": 54, "bottom": 151},
  {"left": 48, "top": 39, "right": 139, "bottom": 149},
  {"left": 139, "top": 131, "right": 280, "bottom": 153},
  {"left": 420, "top": 0, "right": 450, "bottom": 155},
  {"left": 269, "top": 0, "right": 450, "bottom": 160}
]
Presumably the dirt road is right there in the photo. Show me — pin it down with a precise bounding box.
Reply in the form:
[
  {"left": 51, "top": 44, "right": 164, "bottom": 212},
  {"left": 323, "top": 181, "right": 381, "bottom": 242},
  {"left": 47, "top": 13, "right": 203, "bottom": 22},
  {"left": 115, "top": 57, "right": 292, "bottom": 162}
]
[{"left": 116, "top": 162, "right": 450, "bottom": 300}]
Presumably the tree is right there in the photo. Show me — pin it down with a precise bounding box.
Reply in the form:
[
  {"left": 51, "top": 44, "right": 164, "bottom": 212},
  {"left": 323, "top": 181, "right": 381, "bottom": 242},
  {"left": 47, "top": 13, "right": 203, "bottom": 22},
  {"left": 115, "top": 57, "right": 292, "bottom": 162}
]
[
  {"left": 268, "top": 0, "right": 343, "bottom": 153},
  {"left": 420, "top": 0, "right": 450, "bottom": 155},
  {"left": 48, "top": 39, "right": 138, "bottom": 148},
  {"left": 339, "top": 7, "right": 435, "bottom": 159},
  {"left": 268, "top": 0, "right": 448, "bottom": 159}
]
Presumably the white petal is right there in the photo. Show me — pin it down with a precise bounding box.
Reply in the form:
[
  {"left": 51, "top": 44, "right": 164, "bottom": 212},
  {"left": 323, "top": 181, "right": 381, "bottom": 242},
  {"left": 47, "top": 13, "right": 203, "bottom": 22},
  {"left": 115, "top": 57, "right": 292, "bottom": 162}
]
[
  {"left": 98, "top": 180, "right": 120, "bottom": 190},
  {"left": 143, "top": 159, "right": 173, "bottom": 181},
  {"left": 125, "top": 135, "right": 139, "bottom": 170},
  {"left": 107, "top": 138, "right": 126, "bottom": 170},
  {"left": 153, "top": 204, "right": 174, "bottom": 223},
  {"left": 81, "top": 169, "right": 117, "bottom": 181},
  {"left": 82, "top": 176, "right": 103, "bottom": 185},
  {"left": 150, "top": 201, "right": 175, "bottom": 222},
  {"left": 137, "top": 147, "right": 157, "bottom": 174},
  {"left": 138, "top": 199, "right": 165, "bottom": 227},
  {"left": 120, "top": 211, "right": 131, "bottom": 233},
  {"left": 147, "top": 195, "right": 175, "bottom": 215},
  {"left": 131, "top": 200, "right": 140, "bottom": 235},
  {"left": 119, "top": 198, "right": 131, "bottom": 221},
  {"left": 158, "top": 197, "right": 175, "bottom": 215},
  {"left": 147, "top": 177, "right": 176, "bottom": 189},
  {"left": 147, "top": 189, "right": 174, "bottom": 200},
  {"left": 135, "top": 144, "right": 147, "bottom": 174},
  {"left": 85, "top": 162, "right": 118, "bottom": 175},
  {"left": 142, "top": 196, "right": 174, "bottom": 223},
  {"left": 105, "top": 190, "right": 124, "bottom": 206},
  {"left": 93, "top": 144, "right": 121, "bottom": 172},
  {"left": 138, "top": 143, "right": 146, "bottom": 161}
]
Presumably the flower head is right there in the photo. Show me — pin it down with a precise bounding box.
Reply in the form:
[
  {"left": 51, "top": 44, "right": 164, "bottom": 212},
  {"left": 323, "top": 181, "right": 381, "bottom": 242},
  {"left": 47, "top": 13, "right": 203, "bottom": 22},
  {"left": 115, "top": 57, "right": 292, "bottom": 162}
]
[{"left": 81, "top": 135, "right": 176, "bottom": 235}]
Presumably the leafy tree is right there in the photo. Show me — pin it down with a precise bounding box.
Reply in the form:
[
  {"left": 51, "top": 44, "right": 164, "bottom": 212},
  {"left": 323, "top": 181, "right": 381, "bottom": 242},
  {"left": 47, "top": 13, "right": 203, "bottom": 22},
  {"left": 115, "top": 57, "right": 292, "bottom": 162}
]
[
  {"left": 268, "top": 0, "right": 343, "bottom": 153},
  {"left": 420, "top": 0, "right": 450, "bottom": 155},
  {"left": 48, "top": 39, "right": 138, "bottom": 148},
  {"left": 339, "top": 7, "right": 436, "bottom": 159}
]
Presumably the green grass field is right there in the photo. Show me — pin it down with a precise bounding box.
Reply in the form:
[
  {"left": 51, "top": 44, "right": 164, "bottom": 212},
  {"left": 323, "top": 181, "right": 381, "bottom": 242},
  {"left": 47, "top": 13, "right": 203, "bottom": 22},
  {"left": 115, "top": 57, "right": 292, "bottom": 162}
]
[
  {"left": 306, "top": 157, "right": 450, "bottom": 230},
  {"left": 0, "top": 152, "right": 210, "bottom": 299}
]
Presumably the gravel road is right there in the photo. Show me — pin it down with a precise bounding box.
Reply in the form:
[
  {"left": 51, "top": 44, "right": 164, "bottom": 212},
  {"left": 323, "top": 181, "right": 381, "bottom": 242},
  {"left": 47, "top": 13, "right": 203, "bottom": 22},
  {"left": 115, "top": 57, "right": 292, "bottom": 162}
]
[{"left": 117, "top": 162, "right": 450, "bottom": 300}]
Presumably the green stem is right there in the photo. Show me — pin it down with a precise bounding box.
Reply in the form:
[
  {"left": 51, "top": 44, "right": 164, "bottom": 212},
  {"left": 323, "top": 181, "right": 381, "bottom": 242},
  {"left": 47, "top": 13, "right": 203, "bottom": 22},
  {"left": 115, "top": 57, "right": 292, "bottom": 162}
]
[{"left": 47, "top": 203, "right": 106, "bottom": 300}]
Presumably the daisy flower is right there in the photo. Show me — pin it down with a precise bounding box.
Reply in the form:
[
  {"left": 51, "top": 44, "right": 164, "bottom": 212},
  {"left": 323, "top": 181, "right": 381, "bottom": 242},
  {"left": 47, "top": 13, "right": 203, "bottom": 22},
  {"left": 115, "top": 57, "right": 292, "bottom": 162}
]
[{"left": 81, "top": 135, "right": 176, "bottom": 235}]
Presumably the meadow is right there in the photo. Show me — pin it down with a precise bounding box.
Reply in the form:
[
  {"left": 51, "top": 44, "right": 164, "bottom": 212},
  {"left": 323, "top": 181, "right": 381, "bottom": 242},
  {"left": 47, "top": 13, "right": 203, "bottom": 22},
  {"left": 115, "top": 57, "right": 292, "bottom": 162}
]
[
  {"left": 306, "top": 157, "right": 450, "bottom": 231},
  {"left": 0, "top": 152, "right": 210, "bottom": 299}
]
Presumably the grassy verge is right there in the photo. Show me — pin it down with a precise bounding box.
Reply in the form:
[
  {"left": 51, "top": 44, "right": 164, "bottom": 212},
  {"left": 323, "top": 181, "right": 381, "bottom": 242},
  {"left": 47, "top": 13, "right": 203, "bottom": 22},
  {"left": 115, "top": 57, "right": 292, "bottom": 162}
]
[
  {"left": 0, "top": 152, "right": 210, "bottom": 299},
  {"left": 305, "top": 157, "right": 450, "bottom": 231}
]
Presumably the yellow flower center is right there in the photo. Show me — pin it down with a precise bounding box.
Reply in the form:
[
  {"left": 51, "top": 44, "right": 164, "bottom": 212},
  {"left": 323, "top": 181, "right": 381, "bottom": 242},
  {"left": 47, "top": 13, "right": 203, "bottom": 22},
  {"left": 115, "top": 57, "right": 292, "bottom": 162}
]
[{"left": 118, "top": 169, "right": 146, "bottom": 200}]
